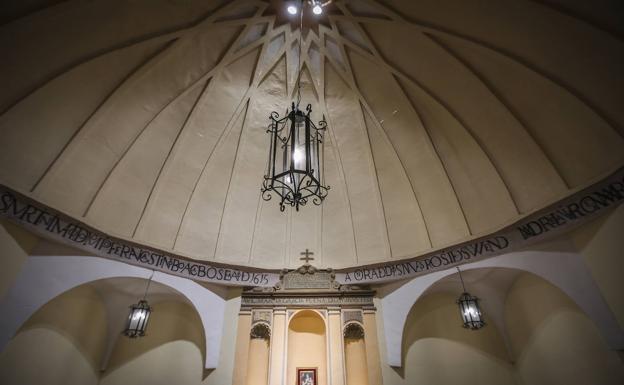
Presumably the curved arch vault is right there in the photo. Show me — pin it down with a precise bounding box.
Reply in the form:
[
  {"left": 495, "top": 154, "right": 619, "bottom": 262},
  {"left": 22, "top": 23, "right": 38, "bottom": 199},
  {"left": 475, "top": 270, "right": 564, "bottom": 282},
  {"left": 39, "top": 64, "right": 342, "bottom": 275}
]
[
  {"left": 1, "top": 2, "right": 623, "bottom": 384},
  {"left": 1, "top": 0, "right": 622, "bottom": 271}
]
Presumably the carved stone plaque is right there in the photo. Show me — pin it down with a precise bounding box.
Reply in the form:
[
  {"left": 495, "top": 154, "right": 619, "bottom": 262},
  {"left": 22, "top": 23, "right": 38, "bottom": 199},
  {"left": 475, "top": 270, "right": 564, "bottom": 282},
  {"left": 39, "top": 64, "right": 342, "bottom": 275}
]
[
  {"left": 283, "top": 271, "right": 332, "bottom": 289},
  {"left": 241, "top": 296, "right": 374, "bottom": 307},
  {"left": 343, "top": 310, "right": 363, "bottom": 324},
  {"left": 253, "top": 310, "right": 272, "bottom": 325}
]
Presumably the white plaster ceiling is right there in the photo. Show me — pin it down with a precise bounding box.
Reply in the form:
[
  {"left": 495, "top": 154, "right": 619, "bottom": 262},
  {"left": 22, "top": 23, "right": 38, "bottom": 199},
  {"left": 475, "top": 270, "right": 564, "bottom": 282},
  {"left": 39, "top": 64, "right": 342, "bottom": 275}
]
[{"left": 1, "top": 0, "right": 623, "bottom": 270}]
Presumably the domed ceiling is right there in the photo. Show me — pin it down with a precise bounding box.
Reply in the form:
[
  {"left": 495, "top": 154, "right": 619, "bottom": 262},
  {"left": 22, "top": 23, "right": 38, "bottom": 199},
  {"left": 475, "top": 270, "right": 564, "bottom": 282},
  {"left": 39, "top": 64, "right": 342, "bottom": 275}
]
[{"left": 1, "top": 0, "right": 623, "bottom": 270}]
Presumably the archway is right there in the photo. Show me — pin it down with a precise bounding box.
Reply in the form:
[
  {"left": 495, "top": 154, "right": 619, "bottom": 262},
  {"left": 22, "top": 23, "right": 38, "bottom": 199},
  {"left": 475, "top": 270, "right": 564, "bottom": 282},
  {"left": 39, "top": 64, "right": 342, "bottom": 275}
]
[
  {"left": 380, "top": 247, "right": 624, "bottom": 367},
  {"left": 0, "top": 254, "right": 226, "bottom": 368},
  {"left": 0, "top": 276, "right": 209, "bottom": 385},
  {"left": 388, "top": 268, "right": 624, "bottom": 385},
  {"left": 287, "top": 310, "right": 327, "bottom": 385},
  {"left": 0, "top": 282, "right": 106, "bottom": 385}
]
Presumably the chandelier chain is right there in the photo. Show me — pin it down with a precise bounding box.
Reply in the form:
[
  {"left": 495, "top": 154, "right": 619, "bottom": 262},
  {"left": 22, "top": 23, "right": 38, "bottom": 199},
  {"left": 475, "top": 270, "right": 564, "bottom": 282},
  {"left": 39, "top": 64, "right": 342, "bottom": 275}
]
[
  {"left": 296, "top": 0, "right": 304, "bottom": 108},
  {"left": 142, "top": 270, "right": 154, "bottom": 301},
  {"left": 456, "top": 266, "right": 467, "bottom": 292}
]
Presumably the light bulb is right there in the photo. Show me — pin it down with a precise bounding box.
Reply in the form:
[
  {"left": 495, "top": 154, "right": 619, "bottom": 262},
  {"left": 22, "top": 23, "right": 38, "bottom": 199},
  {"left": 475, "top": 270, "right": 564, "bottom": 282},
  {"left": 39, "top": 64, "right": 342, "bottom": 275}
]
[
  {"left": 463, "top": 306, "right": 478, "bottom": 318},
  {"left": 293, "top": 149, "right": 304, "bottom": 163},
  {"left": 287, "top": 5, "right": 298, "bottom": 15},
  {"left": 312, "top": 4, "right": 323, "bottom": 15}
]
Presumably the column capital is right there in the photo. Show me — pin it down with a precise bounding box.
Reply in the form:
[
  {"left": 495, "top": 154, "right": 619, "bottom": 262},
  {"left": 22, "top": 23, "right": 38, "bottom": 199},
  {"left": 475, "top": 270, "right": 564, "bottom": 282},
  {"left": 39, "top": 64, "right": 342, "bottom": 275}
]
[
  {"left": 273, "top": 306, "right": 287, "bottom": 315},
  {"left": 327, "top": 306, "right": 341, "bottom": 314}
]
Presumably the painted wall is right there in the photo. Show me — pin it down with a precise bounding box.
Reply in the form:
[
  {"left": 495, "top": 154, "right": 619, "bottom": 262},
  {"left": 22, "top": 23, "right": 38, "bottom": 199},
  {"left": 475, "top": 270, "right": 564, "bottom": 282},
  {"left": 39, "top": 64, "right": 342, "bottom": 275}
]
[
  {"left": 287, "top": 310, "right": 328, "bottom": 385},
  {"left": 345, "top": 337, "right": 369, "bottom": 385},
  {"left": 506, "top": 272, "right": 624, "bottom": 385},
  {"left": 0, "top": 278, "right": 240, "bottom": 385},
  {"left": 378, "top": 269, "right": 624, "bottom": 385},
  {"left": 571, "top": 205, "right": 624, "bottom": 328},
  {"left": 0, "top": 219, "right": 38, "bottom": 299},
  {"left": 246, "top": 338, "right": 270, "bottom": 385},
  {"left": 379, "top": 292, "right": 516, "bottom": 385},
  {"left": 101, "top": 288, "right": 240, "bottom": 385},
  {"left": 0, "top": 284, "right": 106, "bottom": 385},
  {"left": 100, "top": 300, "right": 206, "bottom": 385}
]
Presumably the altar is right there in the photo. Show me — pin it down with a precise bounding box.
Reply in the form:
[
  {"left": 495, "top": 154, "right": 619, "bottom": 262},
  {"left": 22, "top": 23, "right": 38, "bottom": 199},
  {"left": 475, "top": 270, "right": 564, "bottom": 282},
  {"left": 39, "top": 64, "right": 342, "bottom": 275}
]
[{"left": 232, "top": 253, "right": 383, "bottom": 385}]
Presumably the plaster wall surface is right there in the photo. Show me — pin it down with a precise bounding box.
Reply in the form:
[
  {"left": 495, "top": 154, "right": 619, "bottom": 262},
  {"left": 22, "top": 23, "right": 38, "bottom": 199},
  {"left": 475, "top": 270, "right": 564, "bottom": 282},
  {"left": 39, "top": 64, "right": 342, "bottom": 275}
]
[
  {"left": 100, "top": 300, "right": 206, "bottom": 385},
  {"left": 246, "top": 338, "right": 270, "bottom": 385},
  {"left": 377, "top": 271, "right": 624, "bottom": 385},
  {"left": 572, "top": 205, "right": 624, "bottom": 328},
  {"left": 378, "top": 292, "right": 517, "bottom": 385},
  {"left": 0, "top": 219, "right": 38, "bottom": 299},
  {"left": 506, "top": 273, "right": 624, "bottom": 385},
  {"left": 0, "top": 284, "right": 241, "bottom": 385},
  {"left": 0, "top": 284, "right": 107, "bottom": 385},
  {"left": 345, "top": 338, "right": 369, "bottom": 385}
]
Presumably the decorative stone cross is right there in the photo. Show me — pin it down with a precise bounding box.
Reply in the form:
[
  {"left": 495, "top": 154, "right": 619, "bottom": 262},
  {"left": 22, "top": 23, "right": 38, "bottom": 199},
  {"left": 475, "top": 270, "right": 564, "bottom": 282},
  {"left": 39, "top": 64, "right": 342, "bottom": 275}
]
[{"left": 300, "top": 249, "right": 314, "bottom": 265}]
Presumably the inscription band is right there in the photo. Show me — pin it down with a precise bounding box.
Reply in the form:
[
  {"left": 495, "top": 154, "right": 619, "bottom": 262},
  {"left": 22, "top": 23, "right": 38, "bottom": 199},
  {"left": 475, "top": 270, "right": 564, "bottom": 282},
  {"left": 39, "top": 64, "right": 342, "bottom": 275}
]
[{"left": 1, "top": 167, "right": 623, "bottom": 286}]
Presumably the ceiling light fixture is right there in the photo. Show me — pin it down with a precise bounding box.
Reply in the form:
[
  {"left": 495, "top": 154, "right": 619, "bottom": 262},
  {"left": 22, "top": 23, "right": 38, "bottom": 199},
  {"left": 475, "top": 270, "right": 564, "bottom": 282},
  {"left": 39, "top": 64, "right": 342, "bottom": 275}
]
[
  {"left": 287, "top": 3, "right": 298, "bottom": 15},
  {"left": 123, "top": 271, "right": 154, "bottom": 338},
  {"left": 456, "top": 267, "right": 486, "bottom": 330},
  {"left": 309, "top": 0, "right": 330, "bottom": 15},
  {"left": 262, "top": 0, "right": 329, "bottom": 211}
]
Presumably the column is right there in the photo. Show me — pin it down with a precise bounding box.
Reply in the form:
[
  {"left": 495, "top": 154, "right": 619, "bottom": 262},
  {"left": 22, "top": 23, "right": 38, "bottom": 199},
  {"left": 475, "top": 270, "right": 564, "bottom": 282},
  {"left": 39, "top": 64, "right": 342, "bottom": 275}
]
[
  {"left": 233, "top": 309, "right": 252, "bottom": 385},
  {"left": 362, "top": 308, "right": 383, "bottom": 385},
  {"left": 269, "top": 307, "right": 287, "bottom": 385},
  {"left": 327, "top": 306, "right": 346, "bottom": 385}
]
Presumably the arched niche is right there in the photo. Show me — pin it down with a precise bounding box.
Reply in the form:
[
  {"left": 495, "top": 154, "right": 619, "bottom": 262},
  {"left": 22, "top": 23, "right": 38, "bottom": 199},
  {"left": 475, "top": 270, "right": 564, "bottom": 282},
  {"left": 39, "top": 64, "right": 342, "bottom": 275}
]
[
  {"left": 395, "top": 268, "right": 519, "bottom": 385},
  {"left": 246, "top": 321, "right": 271, "bottom": 385},
  {"left": 392, "top": 267, "right": 624, "bottom": 385},
  {"left": 0, "top": 255, "right": 226, "bottom": 369},
  {"left": 380, "top": 248, "right": 624, "bottom": 367},
  {"left": 343, "top": 322, "right": 368, "bottom": 385},
  {"left": 287, "top": 310, "right": 327, "bottom": 385},
  {"left": 0, "top": 282, "right": 107, "bottom": 385},
  {"left": 400, "top": 295, "right": 516, "bottom": 384},
  {"left": 0, "top": 276, "right": 208, "bottom": 385},
  {"left": 100, "top": 293, "right": 206, "bottom": 385},
  {"left": 505, "top": 272, "right": 624, "bottom": 385}
]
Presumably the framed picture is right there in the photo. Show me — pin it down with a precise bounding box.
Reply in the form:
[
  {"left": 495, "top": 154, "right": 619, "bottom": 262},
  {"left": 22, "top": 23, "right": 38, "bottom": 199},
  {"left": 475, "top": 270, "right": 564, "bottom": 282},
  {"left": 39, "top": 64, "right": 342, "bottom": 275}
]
[{"left": 297, "top": 367, "right": 317, "bottom": 385}]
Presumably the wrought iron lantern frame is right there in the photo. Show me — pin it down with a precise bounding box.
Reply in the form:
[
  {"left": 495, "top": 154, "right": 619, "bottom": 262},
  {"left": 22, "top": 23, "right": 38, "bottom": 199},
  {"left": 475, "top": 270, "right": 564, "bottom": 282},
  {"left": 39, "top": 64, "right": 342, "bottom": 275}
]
[
  {"left": 262, "top": 102, "right": 329, "bottom": 211},
  {"left": 456, "top": 267, "right": 486, "bottom": 330},
  {"left": 123, "top": 271, "right": 154, "bottom": 338},
  {"left": 123, "top": 299, "right": 152, "bottom": 338}
]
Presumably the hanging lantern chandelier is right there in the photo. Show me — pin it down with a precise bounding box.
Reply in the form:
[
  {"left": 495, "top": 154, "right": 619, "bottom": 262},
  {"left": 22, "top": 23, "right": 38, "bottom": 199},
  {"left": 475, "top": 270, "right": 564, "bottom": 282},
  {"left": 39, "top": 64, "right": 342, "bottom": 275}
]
[
  {"left": 123, "top": 271, "right": 154, "bottom": 338},
  {"left": 261, "top": 0, "right": 329, "bottom": 212},
  {"left": 456, "top": 267, "right": 486, "bottom": 330}
]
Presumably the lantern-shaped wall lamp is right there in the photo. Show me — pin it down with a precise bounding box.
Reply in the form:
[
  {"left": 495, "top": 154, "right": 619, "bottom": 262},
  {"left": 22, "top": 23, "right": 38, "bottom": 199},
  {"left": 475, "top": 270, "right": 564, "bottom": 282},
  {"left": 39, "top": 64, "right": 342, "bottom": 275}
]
[
  {"left": 456, "top": 267, "right": 485, "bottom": 330},
  {"left": 123, "top": 272, "right": 154, "bottom": 338}
]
